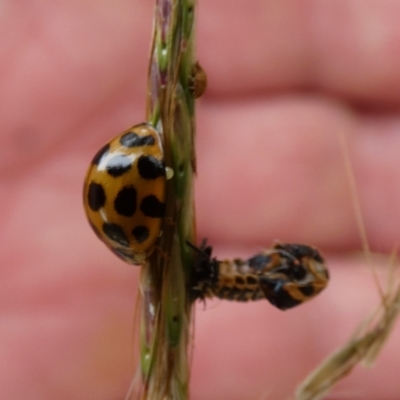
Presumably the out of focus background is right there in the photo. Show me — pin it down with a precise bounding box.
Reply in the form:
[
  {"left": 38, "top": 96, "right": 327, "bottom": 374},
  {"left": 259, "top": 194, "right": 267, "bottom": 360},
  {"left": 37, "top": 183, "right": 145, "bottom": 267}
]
[{"left": 1, "top": 1, "right": 400, "bottom": 399}]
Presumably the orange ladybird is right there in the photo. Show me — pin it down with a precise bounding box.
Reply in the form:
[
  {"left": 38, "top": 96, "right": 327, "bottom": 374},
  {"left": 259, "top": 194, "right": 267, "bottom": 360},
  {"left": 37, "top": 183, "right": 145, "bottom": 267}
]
[{"left": 83, "top": 123, "right": 166, "bottom": 265}]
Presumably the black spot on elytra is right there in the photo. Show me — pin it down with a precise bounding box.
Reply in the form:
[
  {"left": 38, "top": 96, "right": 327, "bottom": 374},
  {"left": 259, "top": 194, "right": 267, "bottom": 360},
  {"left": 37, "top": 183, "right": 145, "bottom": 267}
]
[
  {"left": 120, "top": 132, "right": 155, "bottom": 148},
  {"left": 114, "top": 186, "right": 137, "bottom": 217},
  {"left": 137, "top": 155, "right": 165, "bottom": 180},
  {"left": 87, "top": 182, "right": 106, "bottom": 211},
  {"left": 132, "top": 226, "right": 150, "bottom": 243},
  {"left": 106, "top": 155, "right": 133, "bottom": 177},
  {"left": 140, "top": 195, "right": 165, "bottom": 218},
  {"left": 102, "top": 223, "right": 129, "bottom": 247},
  {"left": 91, "top": 143, "right": 110, "bottom": 165}
]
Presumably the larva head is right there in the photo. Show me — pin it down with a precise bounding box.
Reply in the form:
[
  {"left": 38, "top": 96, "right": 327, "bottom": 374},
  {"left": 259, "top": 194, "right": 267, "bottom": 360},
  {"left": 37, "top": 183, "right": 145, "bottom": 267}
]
[
  {"left": 187, "top": 240, "right": 219, "bottom": 300},
  {"left": 257, "top": 243, "right": 329, "bottom": 310},
  {"left": 83, "top": 123, "right": 166, "bottom": 265}
]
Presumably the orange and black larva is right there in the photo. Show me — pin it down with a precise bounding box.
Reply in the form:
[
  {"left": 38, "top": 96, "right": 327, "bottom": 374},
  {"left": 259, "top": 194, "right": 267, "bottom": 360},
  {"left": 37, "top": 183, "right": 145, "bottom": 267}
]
[
  {"left": 189, "top": 242, "right": 329, "bottom": 310},
  {"left": 83, "top": 123, "right": 166, "bottom": 265}
]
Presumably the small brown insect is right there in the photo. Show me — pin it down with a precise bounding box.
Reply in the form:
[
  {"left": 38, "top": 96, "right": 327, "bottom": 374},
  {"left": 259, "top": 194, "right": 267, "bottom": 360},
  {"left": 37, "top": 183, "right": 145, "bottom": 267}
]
[
  {"left": 189, "top": 241, "right": 329, "bottom": 310},
  {"left": 189, "top": 62, "right": 208, "bottom": 98},
  {"left": 83, "top": 123, "right": 166, "bottom": 265}
]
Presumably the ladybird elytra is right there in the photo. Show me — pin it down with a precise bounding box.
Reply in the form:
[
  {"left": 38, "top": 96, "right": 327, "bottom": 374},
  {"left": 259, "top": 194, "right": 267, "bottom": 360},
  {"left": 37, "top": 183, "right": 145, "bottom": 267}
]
[
  {"left": 83, "top": 123, "right": 167, "bottom": 265},
  {"left": 190, "top": 241, "right": 329, "bottom": 310}
]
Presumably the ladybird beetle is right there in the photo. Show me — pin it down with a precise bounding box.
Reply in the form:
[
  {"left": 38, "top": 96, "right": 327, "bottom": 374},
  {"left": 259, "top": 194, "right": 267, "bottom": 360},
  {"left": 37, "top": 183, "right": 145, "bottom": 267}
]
[
  {"left": 83, "top": 123, "right": 167, "bottom": 265},
  {"left": 189, "top": 241, "right": 329, "bottom": 310},
  {"left": 189, "top": 62, "right": 208, "bottom": 98}
]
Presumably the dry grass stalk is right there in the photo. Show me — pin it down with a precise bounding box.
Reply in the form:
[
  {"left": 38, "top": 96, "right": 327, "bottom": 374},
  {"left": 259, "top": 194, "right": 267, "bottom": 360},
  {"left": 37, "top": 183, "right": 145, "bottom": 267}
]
[{"left": 294, "top": 132, "right": 400, "bottom": 400}]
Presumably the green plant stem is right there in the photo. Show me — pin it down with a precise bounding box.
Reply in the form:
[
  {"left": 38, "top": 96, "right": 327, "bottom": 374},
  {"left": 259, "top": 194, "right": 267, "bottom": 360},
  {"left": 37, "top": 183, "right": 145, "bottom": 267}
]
[{"left": 138, "top": 1, "right": 197, "bottom": 399}]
